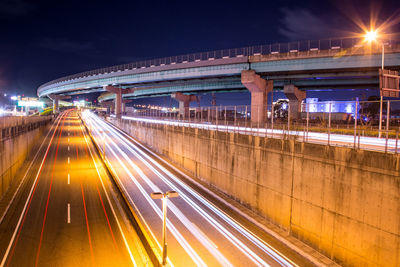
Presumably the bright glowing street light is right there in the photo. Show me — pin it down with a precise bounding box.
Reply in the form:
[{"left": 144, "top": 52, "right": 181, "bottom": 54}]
[
  {"left": 364, "top": 29, "right": 386, "bottom": 137},
  {"left": 364, "top": 29, "right": 385, "bottom": 70},
  {"left": 150, "top": 190, "right": 179, "bottom": 266},
  {"left": 365, "top": 30, "right": 378, "bottom": 42}
]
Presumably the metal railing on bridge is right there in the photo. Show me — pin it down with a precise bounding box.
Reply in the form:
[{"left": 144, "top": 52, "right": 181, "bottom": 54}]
[
  {"left": 112, "top": 100, "right": 400, "bottom": 154},
  {"left": 39, "top": 37, "right": 399, "bottom": 90}
]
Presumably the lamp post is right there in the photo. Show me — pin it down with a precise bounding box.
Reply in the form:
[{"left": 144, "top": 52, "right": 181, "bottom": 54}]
[
  {"left": 378, "top": 42, "right": 385, "bottom": 138},
  {"left": 365, "top": 30, "right": 385, "bottom": 137},
  {"left": 150, "top": 190, "right": 179, "bottom": 266}
]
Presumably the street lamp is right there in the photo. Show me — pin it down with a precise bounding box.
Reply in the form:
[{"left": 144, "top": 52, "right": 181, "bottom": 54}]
[
  {"left": 365, "top": 30, "right": 385, "bottom": 70},
  {"left": 150, "top": 190, "right": 179, "bottom": 266},
  {"left": 364, "top": 29, "right": 385, "bottom": 137}
]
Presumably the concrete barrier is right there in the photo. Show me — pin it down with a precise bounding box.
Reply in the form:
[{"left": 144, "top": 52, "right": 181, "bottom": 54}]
[
  {"left": 111, "top": 118, "right": 400, "bottom": 267},
  {"left": 0, "top": 116, "right": 52, "bottom": 199}
]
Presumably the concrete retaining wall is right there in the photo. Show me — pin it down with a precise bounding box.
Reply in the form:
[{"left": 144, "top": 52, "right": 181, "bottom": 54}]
[
  {"left": 0, "top": 116, "right": 51, "bottom": 199},
  {"left": 112, "top": 118, "right": 400, "bottom": 267}
]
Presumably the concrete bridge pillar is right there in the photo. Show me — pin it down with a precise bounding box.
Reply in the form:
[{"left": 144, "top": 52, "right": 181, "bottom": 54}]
[
  {"left": 104, "top": 86, "right": 134, "bottom": 117},
  {"left": 48, "top": 94, "right": 71, "bottom": 114},
  {"left": 171, "top": 92, "right": 198, "bottom": 119},
  {"left": 241, "top": 70, "right": 273, "bottom": 125},
  {"left": 53, "top": 98, "right": 59, "bottom": 114},
  {"left": 283, "top": 84, "right": 306, "bottom": 119},
  {"left": 101, "top": 101, "right": 114, "bottom": 114},
  {"left": 122, "top": 99, "right": 131, "bottom": 115}
]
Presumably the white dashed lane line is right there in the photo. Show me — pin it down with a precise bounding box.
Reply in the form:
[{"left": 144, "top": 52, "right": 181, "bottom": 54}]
[{"left": 67, "top": 203, "right": 70, "bottom": 223}]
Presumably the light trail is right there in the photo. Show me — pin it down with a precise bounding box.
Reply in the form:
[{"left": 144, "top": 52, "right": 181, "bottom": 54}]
[
  {"left": 82, "top": 110, "right": 297, "bottom": 266},
  {"left": 1, "top": 111, "right": 146, "bottom": 266},
  {"left": 95, "top": 113, "right": 296, "bottom": 266},
  {"left": 1, "top": 112, "right": 66, "bottom": 267},
  {"left": 0, "top": 115, "right": 61, "bottom": 225},
  {"left": 67, "top": 203, "right": 70, "bottom": 224},
  {"left": 119, "top": 116, "right": 398, "bottom": 151},
  {"left": 89, "top": 115, "right": 278, "bottom": 266},
  {"left": 105, "top": 121, "right": 293, "bottom": 266},
  {"left": 103, "top": 131, "right": 208, "bottom": 267},
  {"left": 102, "top": 130, "right": 233, "bottom": 266},
  {"left": 87, "top": 113, "right": 274, "bottom": 266},
  {"left": 80, "top": 122, "right": 139, "bottom": 267}
]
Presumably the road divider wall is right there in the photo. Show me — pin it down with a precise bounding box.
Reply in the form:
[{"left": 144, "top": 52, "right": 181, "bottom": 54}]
[
  {"left": 111, "top": 117, "right": 400, "bottom": 267},
  {"left": 0, "top": 116, "right": 52, "bottom": 199}
]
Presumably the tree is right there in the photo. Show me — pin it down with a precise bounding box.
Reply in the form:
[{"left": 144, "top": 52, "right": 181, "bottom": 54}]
[
  {"left": 274, "top": 99, "right": 289, "bottom": 119},
  {"left": 359, "top": 96, "right": 387, "bottom": 125}
]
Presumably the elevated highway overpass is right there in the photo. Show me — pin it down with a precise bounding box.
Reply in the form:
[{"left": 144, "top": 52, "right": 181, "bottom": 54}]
[{"left": 37, "top": 38, "right": 400, "bottom": 121}]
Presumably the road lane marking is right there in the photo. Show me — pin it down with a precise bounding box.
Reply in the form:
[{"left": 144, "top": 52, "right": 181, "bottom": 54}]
[
  {"left": 68, "top": 132, "right": 70, "bottom": 136},
  {"left": 68, "top": 173, "right": 70, "bottom": 184},
  {"left": 68, "top": 138, "right": 70, "bottom": 142},
  {"left": 68, "top": 157, "right": 70, "bottom": 164},
  {"left": 0, "top": 112, "right": 66, "bottom": 267},
  {"left": 68, "top": 146, "right": 70, "bottom": 151},
  {"left": 67, "top": 204, "right": 70, "bottom": 223}
]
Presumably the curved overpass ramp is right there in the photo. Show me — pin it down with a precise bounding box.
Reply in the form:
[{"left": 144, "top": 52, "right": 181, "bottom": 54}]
[
  {"left": 38, "top": 38, "right": 400, "bottom": 98},
  {"left": 37, "top": 38, "right": 400, "bottom": 119}
]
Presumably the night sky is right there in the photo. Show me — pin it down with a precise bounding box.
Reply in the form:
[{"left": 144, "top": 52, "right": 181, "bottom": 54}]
[{"left": 0, "top": 0, "right": 399, "bottom": 103}]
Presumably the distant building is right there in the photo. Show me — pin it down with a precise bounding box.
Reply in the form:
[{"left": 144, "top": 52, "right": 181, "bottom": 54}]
[{"left": 303, "top": 98, "right": 358, "bottom": 118}]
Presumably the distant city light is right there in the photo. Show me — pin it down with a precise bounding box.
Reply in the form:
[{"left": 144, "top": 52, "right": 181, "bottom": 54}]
[
  {"left": 10, "top": 96, "right": 17, "bottom": 100},
  {"left": 346, "top": 104, "right": 352, "bottom": 113},
  {"left": 17, "top": 100, "right": 44, "bottom": 107},
  {"left": 73, "top": 100, "right": 85, "bottom": 107},
  {"left": 3, "top": 93, "right": 7, "bottom": 97}
]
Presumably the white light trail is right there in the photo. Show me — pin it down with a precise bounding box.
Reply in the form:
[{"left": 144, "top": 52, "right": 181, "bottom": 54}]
[
  {"left": 120, "top": 116, "right": 398, "bottom": 151},
  {"left": 103, "top": 118, "right": 293, "bottom": 266},
  {"left": 79, "top": 123, "right": 138, "bottom": 267},
  {"left": 90, "top": 115, "right": 270, "bottom": 266},
  {"left": 85, "top": 112, "right": 205, "bottom": 266},
  {"left": 103, "top": 133, "right": 207, "bottom": 267},
  {"left": 99, "top": 125, "right": 233, "bottom": 266},
  {"left": 67, "top": 203, "right": 71, "bottom": 223},
  {"left": 83, "top": 110, "right": 295, "bottom": 266}
]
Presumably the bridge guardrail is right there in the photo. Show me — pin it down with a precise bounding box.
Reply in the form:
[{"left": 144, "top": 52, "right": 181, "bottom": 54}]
[{"left": 38, "top": 37, "right": 399, "bottom": 93}]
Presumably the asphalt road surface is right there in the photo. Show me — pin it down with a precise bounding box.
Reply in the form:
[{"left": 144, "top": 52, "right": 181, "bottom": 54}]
[{"left": 0, "top": 111, "right": 149, "bottom": 267}]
